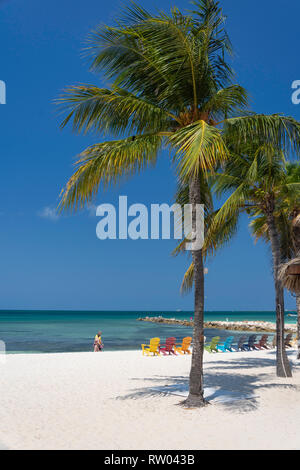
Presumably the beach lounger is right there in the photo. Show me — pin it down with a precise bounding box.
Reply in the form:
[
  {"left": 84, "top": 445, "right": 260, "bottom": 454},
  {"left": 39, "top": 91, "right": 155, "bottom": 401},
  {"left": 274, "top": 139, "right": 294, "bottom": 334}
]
[
  {"left": 284, "top": 334, "right": 293, "bottom": 348},
  {"left": 271, "top": 335, "right": 276, "bottom": 348},
  {"left": 205, "top": 336, "right": 220, "bottom": 353},
  {"left": 159, "top": 337, "right": 177, "bottom": 355},
  {"left": 291, "top": 336, "right": 298, "bottom": 348},
  {"left": 174, "top": 337, "right": 192, "bottom": 355},
  {"left": 217, "top": 336, "right": 234, "bottom": 352},
  {"left": 141, "top": 338, "right": 161, "bottom": 356},
  {"left": 271, "top": 335, "right": 293, "bottom": 349},
  {"left": 243, "top": 335, "right": 257, "bottom": 351},
  {"left": 235, "top": 335, "right": 248, "bottom": 351},
  {"left": 254, "top": 335, "right": 270, "bottom": 350}
]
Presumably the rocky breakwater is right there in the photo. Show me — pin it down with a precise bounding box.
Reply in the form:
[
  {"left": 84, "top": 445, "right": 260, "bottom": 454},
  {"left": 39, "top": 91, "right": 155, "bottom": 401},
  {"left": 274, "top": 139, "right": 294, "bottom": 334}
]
[{"left": 137, "top": 316, "right": 297, "bottom": 333}]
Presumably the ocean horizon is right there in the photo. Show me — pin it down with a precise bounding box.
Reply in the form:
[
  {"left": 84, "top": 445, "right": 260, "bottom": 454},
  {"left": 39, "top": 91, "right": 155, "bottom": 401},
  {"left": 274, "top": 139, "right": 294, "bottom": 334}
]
[{"left": 0, "top": 310, "right": 296, "bottom": 354}]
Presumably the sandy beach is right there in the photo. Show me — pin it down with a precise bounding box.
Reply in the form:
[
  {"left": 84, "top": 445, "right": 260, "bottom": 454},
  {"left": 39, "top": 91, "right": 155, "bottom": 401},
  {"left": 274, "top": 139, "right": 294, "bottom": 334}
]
[{"left": 0, "top": 348, "right": 300, "bottom": 450}]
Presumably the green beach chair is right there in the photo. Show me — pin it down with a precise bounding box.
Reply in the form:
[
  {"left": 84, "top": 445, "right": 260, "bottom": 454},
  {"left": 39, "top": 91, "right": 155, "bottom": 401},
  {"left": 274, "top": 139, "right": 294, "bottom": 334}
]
[{"left": 205, "top": 336, "right": 220, "bottom": 353}]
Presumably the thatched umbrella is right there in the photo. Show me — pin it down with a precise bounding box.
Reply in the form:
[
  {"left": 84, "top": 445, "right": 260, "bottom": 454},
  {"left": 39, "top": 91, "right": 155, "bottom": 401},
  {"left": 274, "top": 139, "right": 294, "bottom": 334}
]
[
  {"left": 279, "top": 258, "right": 300, "bottom": 360},
  {"left": 279, "top": 258, "right": 300, "bottom": 294}
]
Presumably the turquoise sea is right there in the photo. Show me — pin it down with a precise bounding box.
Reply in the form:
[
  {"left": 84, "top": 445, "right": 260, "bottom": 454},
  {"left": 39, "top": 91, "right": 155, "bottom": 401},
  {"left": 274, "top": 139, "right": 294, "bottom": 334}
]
[{"left": 0, "top": 310, "right": 296, "bottom": 354}]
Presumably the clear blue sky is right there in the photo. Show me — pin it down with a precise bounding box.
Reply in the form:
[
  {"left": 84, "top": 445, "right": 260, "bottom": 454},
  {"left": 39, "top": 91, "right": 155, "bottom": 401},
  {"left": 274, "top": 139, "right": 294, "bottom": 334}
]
[{"left": 0, "top": 0, "right": 299, "bottom": 311}]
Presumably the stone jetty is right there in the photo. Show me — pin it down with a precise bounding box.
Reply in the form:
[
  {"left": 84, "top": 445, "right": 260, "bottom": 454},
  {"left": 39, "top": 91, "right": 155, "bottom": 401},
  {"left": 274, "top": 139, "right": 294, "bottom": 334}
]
[{"left": 137, "top": 316, "right": 297, "bottom": 333}]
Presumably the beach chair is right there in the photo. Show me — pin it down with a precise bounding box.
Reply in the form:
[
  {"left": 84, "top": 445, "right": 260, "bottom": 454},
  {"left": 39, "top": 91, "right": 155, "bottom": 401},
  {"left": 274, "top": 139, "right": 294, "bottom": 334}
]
[
  {"left": 271, "top": 335, "right": 293, "bottom": 349},
  {"left": 174, "top": 337, "right": 192, "bottom": 355},
  {"left": 291, "top": 335, "right": 298, "bottom": 348},
  {"left": 235, "top": 335, "right": 248, "bottom": 351},
  {"left": 159, "top": 337, "right": 177, "bottom": 356},
  {"left": 271, "top": 335, "right": 276, "bottom": 348},
  {"left": 205, "top": 336, "right": 220, "bottom": 353},
  {"left": 284, "top": 334, "right": 293, "bottom": 348},
  {"left": 141, "top": 338, "right": 161, "bottom": 356},
  {"left": 254, "top": 335, "right": 270, "bottom": 350},
  {"left": 243, "top": 335, "right": 257, "bottom": 351},
  {"left": 217, "top": 336, "right": 234, "bottom": 352}
]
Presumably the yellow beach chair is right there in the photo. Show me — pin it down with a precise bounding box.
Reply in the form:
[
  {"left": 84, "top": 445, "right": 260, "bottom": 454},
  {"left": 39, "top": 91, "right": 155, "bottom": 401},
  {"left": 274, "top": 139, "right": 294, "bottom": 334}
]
[
  {"left": 141, "top": 338, "right": 161, "bottom": 356},
  {"left": 291, "top": 335, "right": 298, "bottom": 348},
  {"left": 174, "top": 337, "right": 192, "bottom": 355}
]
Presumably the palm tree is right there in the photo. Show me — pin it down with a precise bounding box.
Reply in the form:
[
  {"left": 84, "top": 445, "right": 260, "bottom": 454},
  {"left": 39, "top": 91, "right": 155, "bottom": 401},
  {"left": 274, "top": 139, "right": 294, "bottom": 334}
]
[
  {"left": 285, "top": 167, "right": 300, "bottom": 353},
  {"left": 251, "top": 162, "right": 300, "bottom": 359},
  {"left": 208, "top": 146, "right": 300, "bottom": 377},
  {"left": 58, "top": 1, "right": 300, "bottom": 404},
  {"left": 289, "top": 165, "right": 300, "bottom": 355}
]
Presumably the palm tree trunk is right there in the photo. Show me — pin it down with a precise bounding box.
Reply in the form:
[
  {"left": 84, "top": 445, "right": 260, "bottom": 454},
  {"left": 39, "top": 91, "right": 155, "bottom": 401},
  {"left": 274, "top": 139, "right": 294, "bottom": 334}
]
[
  {"left": 184, "top": 177, "right": 206, "bottom": 407},
  {"left": 267, "top": 212, "right": 292, "bottom": 377},
  {"left": 296, "top": 294, "right": 300, "bottom": 360}
]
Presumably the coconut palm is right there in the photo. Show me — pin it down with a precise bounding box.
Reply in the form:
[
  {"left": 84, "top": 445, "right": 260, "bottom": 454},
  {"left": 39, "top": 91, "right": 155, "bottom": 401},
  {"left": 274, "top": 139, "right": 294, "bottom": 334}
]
[
  {"left": 206, "top": 147, "right": 300, "bottom": 377},
  {"left": 251, "top": 162, "right": 300, "bottom": 358},
  {"left": 58, "top": 1, "right": 300, "bottom": 404}
]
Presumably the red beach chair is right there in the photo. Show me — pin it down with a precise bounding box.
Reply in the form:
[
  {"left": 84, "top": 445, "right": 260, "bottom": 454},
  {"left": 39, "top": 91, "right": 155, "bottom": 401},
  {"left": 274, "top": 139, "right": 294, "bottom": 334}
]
[
  {"left": 159, "top": 337, "right": 177, "bottom": 355},
  {"left": 254, "top": 335, "right": 270, "bottom": 350}
]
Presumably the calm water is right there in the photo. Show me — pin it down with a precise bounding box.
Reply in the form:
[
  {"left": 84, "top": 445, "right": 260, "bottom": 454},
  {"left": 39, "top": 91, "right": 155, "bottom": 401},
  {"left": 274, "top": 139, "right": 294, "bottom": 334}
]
[{"left": 0, "top": 310, "right": 296, "bottom": 354}]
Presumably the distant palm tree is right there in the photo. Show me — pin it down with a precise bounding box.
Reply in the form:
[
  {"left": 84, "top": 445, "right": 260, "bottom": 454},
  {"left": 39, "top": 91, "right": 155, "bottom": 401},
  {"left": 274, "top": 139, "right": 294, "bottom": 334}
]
[
  {"left": 251, "top": 162, "right": 300, "bottom": 359},
  {"left": 207, "top": 146, "right": 300, "bottom": 377},
  {"left": 288, "top": 164, "right": 300, "bottom": 357},
  {"left": 58, "top": 1, "right": 300, "bottom": 404}
]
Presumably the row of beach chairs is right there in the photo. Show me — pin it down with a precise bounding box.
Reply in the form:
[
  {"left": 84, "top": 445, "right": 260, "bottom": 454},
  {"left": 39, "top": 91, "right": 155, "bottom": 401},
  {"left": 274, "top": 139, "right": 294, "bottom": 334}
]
[
  {"left": 205, "top": 333, "right": 294, "bottom": 353},
  {"left": 142, "top": 337, "right": 192, "bottom": 356},
  {"left": 141, "top": 334, "right": 295, "bottom": 356}
]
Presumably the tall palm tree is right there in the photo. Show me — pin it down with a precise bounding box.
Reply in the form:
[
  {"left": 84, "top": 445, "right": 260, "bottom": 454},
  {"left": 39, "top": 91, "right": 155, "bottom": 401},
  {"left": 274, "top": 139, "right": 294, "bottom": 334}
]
[
  {"left": 251, "top": 162, "right": 300, "bottom": 358},
  {"left": 288, "top": 164, "right": 300, "bottom": 355},
  {"left": 207, "top": 146, "right": 300, "bottom": 377},
  {"left": 58, "top": 1, "right": 300, "bottom": 404},
  {"left": 285, "top": 167, "right": 300, "bottom": 350}
]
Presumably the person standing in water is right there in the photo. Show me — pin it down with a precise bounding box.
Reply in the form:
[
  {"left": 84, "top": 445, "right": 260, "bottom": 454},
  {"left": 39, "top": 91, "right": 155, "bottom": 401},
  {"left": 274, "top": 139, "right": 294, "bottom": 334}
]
[{"left": 94, "top": 331, "right": 103, "bottom": 352}]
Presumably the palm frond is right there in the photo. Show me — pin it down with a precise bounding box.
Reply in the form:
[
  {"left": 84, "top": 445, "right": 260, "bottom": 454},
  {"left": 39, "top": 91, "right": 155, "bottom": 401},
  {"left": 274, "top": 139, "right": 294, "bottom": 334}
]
[
  {"left": 203, "top": 210, "right": 240, "bottom": 258},
  {"left": 249, "top": 215, "right": 269, "bottom": 244},
  {"left": 83, "top": 1, "right": 234, "bottom": 112},
  {"left": 171, "top": 120, "right": 229, "bottom": 180},
  {"left": 203, "top": 85, "right": 248, "bottom": 121},
  {"left": 58, "top": 85, "right": 175, "bottom": 135},
  {"left": 180, "top": 262, "right": 194, "bottom": 294},
  {"left": 224, "top": 114, "right": 300, "bottom": 157},
  {"left": 59, "top": 134, "right": 162, "bottom": 211}
]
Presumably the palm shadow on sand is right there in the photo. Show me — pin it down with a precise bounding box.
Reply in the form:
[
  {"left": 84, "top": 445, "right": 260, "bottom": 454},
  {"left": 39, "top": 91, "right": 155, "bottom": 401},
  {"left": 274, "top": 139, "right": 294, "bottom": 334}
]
[{"left": 116, "top": 350, "right": 299, "bottom": 413}]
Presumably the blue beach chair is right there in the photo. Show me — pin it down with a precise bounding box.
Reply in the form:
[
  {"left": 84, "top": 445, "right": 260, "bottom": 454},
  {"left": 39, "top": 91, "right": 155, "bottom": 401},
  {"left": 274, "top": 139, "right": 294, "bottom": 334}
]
[
  {"left": 217, "top": 336, "right": 234, "bottom": 352},
  {"left": 235, "top": 335, "right": 248, "bottom": 351},
  {"left": 243, "top": 335, "right": 257, "bottom": 351}
]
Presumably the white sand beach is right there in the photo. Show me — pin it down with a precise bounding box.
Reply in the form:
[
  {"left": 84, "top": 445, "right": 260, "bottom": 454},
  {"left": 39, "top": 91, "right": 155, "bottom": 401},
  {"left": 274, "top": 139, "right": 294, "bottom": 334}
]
[{"left": 0, "top": 349, "right": 300, "bottom": 450}]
